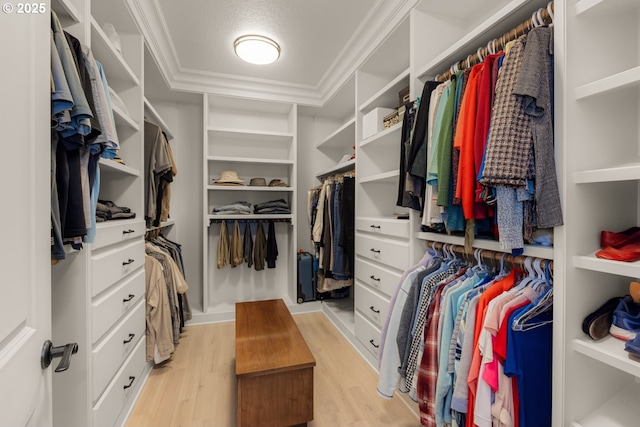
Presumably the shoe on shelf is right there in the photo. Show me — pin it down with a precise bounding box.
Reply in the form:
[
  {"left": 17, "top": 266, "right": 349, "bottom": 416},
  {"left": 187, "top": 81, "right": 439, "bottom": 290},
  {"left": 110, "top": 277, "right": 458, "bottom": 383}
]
[
  {"left": 600, "top": 227, "right": 640, "bottom": 249},
  {"left": 595, "top": 244, "right": 640, "bottom": 263},
  {"left": 624, "top": 332, "right": 640, "bottom": 357},
  {"left": 582, "top": 296, "right": 623, "bottom": 340},
  {"left": 609, "top": 296, "right": 640, "bottom": 341}
]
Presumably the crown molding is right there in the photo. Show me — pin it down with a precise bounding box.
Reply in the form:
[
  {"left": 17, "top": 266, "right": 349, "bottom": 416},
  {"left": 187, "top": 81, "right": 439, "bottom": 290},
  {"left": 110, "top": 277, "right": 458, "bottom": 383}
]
[
  {"left": 129, "top": 0, "right": 415, "bottom": 106},
  {"left": 316, "top": 0, "right": 417, "bottom": 104}
]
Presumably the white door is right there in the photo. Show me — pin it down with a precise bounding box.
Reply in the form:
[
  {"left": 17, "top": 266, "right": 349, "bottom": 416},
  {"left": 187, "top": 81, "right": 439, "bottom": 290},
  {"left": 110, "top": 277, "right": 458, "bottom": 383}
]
[{"left": 0, "top": 6, "right": 53, "bottom": 426}]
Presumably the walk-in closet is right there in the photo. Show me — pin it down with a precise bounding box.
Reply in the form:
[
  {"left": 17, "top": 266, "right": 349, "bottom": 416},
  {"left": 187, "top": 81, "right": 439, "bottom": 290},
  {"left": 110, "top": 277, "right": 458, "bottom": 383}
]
[{"left": 5, "top": 0, "right": 640, "bottom": 426}]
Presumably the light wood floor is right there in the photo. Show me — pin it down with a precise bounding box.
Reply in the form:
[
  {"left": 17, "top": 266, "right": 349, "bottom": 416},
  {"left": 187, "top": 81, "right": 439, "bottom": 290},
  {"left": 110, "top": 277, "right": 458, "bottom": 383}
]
[{"left": 126, "top": 311, "right": 420, "bottom": 427}]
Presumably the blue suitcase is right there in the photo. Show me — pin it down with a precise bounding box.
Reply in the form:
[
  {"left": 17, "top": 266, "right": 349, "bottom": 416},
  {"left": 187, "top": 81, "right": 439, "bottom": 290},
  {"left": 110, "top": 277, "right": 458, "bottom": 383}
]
[{"left": 297, "top": 251, "right": 316, "bottom": 303}]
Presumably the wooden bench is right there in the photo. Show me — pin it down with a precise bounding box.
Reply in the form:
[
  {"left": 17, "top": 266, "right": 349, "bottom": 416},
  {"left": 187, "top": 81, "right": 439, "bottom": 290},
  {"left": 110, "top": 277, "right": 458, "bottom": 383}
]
[{"left": 235, "top": 299, "right": 316, "bottom": 427}]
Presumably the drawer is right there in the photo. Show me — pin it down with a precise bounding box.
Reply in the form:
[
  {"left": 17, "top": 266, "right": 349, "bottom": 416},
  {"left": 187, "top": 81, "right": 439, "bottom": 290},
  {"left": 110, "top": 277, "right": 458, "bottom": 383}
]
[
  {"left": 92, "top": 268, "right": 145, "bottom": 343},
  {"left": 356, "top": 234, "right": 410, "bottom": 271},
  {"left": 91, "top": 239, "right": 144, "bottom": 297},
  {"left": 355, "top": 258, "right": 402, "bottom": 298},
  {"left": 355, "top": 312, "right": 381, "bottom": 360},
  {"left": 356, "top": 217, "right": 410, "bottom": 239},
  {"left": 93, "top": 219, "right": 145, "bottom": 250},
  {"left": 355, "top": 283, "right": 390, "bottom": 328},
  {"left": 92, "top": 299, "right": 145, "bottom": 402},
  {"left": 93, "top": 336, "right": 148, "bottom": 427}
]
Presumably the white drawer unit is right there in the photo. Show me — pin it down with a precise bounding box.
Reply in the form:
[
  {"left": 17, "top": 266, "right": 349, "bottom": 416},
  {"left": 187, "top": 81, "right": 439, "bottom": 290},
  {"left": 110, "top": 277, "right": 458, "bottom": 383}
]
[
  {"left": 92, "top": 299, "right": 145, "bottom": 402},
  {"left": 355, "top": 311, "right": 382, "bottom": 360},
  {"left": 92, "top": 336, "right": 147, "bottom": 427},
  {"left": 92, "top": 268, "right": 145, "bottom": 343},
  {"left": 355, "top": 283, "right": 390, "bottom": 328},
  {"left": 355, "top": 217, "right": 410, "bottom": 239},
  {"left": 91, "top": 239, "right": 145, "bottom": 297},
  {"left": 92, "top": 219, "right": 146, "bottom": 250},
  {"left": 356, "top": 234, "right": 410, "bottom": 271},
  {"left": 355, "top": 258, "right": 402, "bottom": 298}
]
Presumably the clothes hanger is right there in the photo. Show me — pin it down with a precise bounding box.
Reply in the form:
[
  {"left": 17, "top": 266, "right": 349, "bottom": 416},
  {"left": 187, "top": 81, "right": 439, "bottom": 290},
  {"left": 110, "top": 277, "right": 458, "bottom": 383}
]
[
  {"left": 547, "top": 1, "right": 554, "bottom": 26},
  {"left": 476, "top": 47, "right": 484, "bottom": 63},
  {"left": 512, "top": 287, "right": 553, "bottom": 331},
  {"left": 537, "top": 9, "right": 545, "bottom": 27}
]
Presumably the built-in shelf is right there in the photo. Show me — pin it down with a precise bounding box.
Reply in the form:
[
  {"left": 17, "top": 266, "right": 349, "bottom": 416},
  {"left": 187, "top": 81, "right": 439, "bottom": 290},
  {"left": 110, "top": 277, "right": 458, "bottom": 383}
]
[
  {"left": 359, "top": 170, "right": 399, "bottom": 185},
  {"left": 89, "top": 17, "right": 139, "bottom": 86},
  {"left": 574, "top": 253, "right": 640, "bottom": 278},
  {"left": 207, "top": 155, "right": 294, "bottom": 165},
  {"left": 359, "top": 123, "right": 402, "bottom": 148},
  {"left": 146, "top": 219, "right": 175, "bottom": 232},
  {"left": 207, "top": 185, "right": 293, "bottom": 192},
  {"left": 575, "top": 66, "right": 640, "bottom": 100},
  {"left": 316, "top": 159, "right": 356, "bottom": 180},
  {"left": 575, "top": 163, "right": 640, "bottom": 183},
  {"left": 359, "top": 68, "right": 410, "bottom": 113},
  {"left": 98, "top": 158, "right": 139, "bottom": 177},
  {"left": 144, "top": 97, "right": 174, "bottom": 140},
  {"left": 207, "top": 214, "right": 293, "bottom": 223},
  {"left": 572, "top": 335, "right": 640, "bottom": 378},
  {"left": 416, "top": 232, "right": 554, "bottom": 260},
  {"left": 52, "top": 0, "right": 81, "bottom": 26},
  {"left": 112, "top": 103, "right": 139, "bottom": 131},
  {"left": 575, "top": 0, "right": 640, "bottom": 16},
  {"left": 317, "top": 118, "right": 356, "bottom": 149},
  {"left": 208, "top": 126, "right": 294, "bottom": 139},
  {"left": 571, "top": 381, "right": 640, "bottom": 427}
]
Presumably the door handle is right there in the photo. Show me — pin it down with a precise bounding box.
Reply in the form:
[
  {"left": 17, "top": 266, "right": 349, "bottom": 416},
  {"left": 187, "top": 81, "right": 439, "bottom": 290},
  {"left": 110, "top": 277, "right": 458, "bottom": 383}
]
[{"left": 41, "top": 340, "right": 78, "bottom": 373}]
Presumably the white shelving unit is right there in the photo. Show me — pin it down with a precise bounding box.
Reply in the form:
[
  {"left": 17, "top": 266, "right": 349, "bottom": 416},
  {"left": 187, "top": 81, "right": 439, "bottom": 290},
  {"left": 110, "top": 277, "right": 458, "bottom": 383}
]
[
  {"left": 51, "top": 1, "right": 149, "bottom": 426},
  {"left": 352, "top": 16, "right": 411, "bottom": 369},
  {"left": 560, "top": 0, "right": 640, "bottom": 425},
  {"left": 200, "top": 94, "right": 298, "bottom": 323}
]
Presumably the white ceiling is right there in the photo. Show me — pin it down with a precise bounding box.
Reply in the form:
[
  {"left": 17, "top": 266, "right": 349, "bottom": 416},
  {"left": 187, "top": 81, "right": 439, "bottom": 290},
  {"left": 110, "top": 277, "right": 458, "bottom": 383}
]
[
  {"left": 134, "top": 0, "right": 416, "bottom": 105},
  {"left": 157, "top": 0, "right": 377, "bottom": 87}
]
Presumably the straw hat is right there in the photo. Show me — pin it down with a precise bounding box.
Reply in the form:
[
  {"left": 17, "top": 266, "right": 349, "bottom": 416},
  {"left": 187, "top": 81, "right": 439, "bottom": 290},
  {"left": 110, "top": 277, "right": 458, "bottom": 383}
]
[
  {"left": 212, "top": 171, "right": 244, "bottom": 184},
  {"left": 268, "top": 179, "right": 287, "bottom": 187},
  {"left": 249, "top": 177, "right": 267, "bottom": 186}
]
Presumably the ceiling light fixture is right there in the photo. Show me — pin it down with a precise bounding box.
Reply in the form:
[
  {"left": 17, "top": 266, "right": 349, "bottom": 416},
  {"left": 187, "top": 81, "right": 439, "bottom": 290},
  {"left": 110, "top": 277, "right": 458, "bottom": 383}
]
[{"left": 234, "top": 35, "right": 280, "bottom": 65}]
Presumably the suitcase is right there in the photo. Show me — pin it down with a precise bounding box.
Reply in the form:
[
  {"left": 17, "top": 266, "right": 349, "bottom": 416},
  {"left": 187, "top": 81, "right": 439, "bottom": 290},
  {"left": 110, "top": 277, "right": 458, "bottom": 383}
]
[{"left": 297, "top": 251, "right": 317, "bottom": 303}]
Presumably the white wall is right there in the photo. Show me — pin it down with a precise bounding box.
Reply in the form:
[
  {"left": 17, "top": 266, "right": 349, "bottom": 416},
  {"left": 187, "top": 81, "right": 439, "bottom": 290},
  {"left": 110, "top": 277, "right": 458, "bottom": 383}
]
[{"left": 151, "top": 100, "right": 204, "bottom": 313}]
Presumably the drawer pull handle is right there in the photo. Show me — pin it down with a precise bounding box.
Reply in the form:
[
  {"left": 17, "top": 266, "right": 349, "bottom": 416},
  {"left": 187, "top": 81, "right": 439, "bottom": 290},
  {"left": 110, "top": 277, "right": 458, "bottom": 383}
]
[
  {"left": 369, "top": 339, "right": 379, "bottom": 349},
  {"left": 370, "top": 275, "right": 380, "bottom": 281},
  {"left": 370, "top": 249, "right": 380, "bottom": 254},
  {"left": 123, "top": 294, "right": 135, "bottom": 302},
  {"left": 123, "top": 333, "right": 135, "bottom": 344},
  {"left": 124, "top": 376, "right": 135, "bottom": 390},
  {"left": 122, "top": 229, "right": 135, "bottom": 234},
  {"left": 370, "top": 225, "right": 381, "bottom": 229},
  {"left": 369, "top": 306, "right": 380, "bottom": 314},
  {"left": 122, "top": 259, "right": 135, "bottom": 266}
]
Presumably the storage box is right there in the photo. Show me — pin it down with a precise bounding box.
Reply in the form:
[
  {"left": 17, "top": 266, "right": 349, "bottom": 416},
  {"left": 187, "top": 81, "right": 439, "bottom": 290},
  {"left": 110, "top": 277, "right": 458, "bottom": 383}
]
[{"left": 362, "top": 107, "right": 395, "bottom": 139}]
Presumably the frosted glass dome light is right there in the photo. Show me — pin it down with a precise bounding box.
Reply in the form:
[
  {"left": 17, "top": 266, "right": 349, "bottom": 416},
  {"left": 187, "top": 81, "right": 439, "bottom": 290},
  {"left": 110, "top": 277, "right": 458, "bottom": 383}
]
[{"left": 234, "top": 35, "right": 280, "bottom": 65}]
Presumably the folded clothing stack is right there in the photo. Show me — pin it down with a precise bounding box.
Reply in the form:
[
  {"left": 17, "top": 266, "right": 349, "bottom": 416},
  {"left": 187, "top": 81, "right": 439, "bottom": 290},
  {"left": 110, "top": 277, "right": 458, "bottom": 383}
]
[
  {"left": 254, "top": 199, "right": 290, "bottom": 214},
  {"left": 212, "top": 201, "right": 252, "bottom": 215},
  {"left": 96, "top": 200, "right": 136, "bottom": 221}
]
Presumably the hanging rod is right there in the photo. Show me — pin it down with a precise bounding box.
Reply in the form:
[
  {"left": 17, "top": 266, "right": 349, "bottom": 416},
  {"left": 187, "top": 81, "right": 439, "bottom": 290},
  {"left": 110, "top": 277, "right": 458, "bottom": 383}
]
[
  {"left": 320, "top": 169, "right": 356, "bottom": 182},
  {"left": 425, "top": 240, "right": 553, "bottom": 271},
  {"left": 435, "top": 1, "right": 554, "bottom": 82}
]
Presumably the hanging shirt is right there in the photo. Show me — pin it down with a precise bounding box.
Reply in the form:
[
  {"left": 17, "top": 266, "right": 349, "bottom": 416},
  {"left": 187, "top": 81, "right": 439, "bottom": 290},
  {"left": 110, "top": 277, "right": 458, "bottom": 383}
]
[
  {"left": 513, "top": 26, "right": 563, "bottom": 229},
  {"left": 480, "top": 36, "right": 532, "bottom": 188},
  {"left": 454, "top": 64, "right": 481, "bottom": 220}
]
